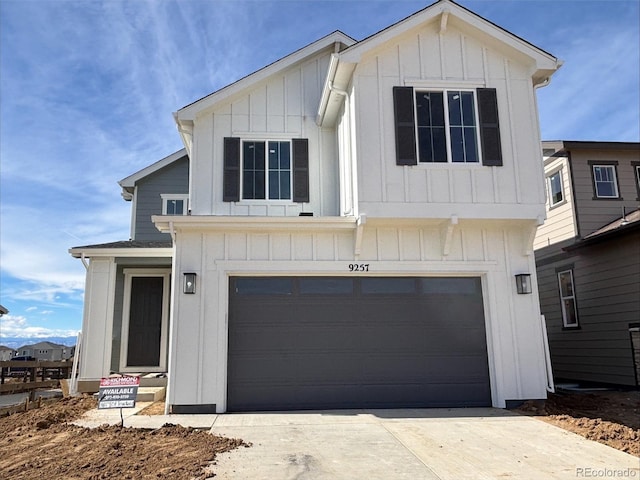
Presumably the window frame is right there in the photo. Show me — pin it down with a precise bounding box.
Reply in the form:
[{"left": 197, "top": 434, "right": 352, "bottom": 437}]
[
  {"left": 161, "top": 194, "right": 189, "bottom": 215},
  {"left": 546, "top": 168, "right": 565, "bottom": 208},
  {"left": 557, "top": 268, "right": 579, "bottom": 328},
  {"left": 589, "top": 161, "right": 620, "bottom": 199},
  {"left": 413, "top": 88, "right": 482, "bottom": 164},
  {"left": 240, "top": 139, "right": 294, "bottom": 202},
  {"left": 632, "top": 162, "right": 640, "bottom": 200}
]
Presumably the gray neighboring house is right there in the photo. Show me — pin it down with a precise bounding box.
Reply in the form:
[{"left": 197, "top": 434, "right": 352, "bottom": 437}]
[
  {"left": 0, "top": 346, "right": 16, "bottom": 361},
  {"left": 69, "top": 149, "right": 188, "bottom": 387},
  {"left": 15, "top": 341, "right": 70, "bottom": 361},
  {"left": 534, "top": 141, "right": 640, "bottom": 387}
]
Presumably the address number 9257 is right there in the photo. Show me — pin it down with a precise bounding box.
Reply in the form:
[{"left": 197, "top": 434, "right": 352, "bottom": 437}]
[{"left": 348, "top": 263, "right": 370, "bottom": 272}]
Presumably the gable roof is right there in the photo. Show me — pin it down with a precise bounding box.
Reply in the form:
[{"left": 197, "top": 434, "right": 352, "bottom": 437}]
[
  {"left": 175, "top": 30, "right": 356, "bottom": 122},
  {"left": 119, "top": 149, "right": 188, "bottom": 200},
  {"left": 16, "top": 341, "right": 66, "bottom": 351},
  {"left": 69, "top": 240, "right": 173, "bottom": 259}
]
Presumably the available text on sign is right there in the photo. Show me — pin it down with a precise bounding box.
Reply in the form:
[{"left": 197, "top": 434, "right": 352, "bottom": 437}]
[{"left": 98, "top": 376, "right": 140, "bottom": 409}]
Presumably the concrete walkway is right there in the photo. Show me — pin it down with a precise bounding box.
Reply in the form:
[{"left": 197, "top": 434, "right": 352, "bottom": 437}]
[{"left": 73, "top": 406, "right": 640, "bottom": 480}]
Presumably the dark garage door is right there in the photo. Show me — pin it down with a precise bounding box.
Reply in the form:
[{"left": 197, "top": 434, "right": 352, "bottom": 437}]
[{"left": 228, "top": 276, "right": 490, "bottom": 411}]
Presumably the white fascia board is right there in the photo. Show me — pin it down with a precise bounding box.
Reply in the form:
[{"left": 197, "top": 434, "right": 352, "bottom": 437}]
[
  {"left": 153, "top": 215, "right": 357, "bottom": 233},
  {"left": 339, "top": 0, "right": 560, "bottom": 80},
  {"left": 118, "top": 148, "right": 188, "bottom": 196},
  {"left": 68, "top": 247, "right": 173, "bottom": 259},
  {"left": 175, "top": 31, "right": 356, "bottom": 122}
]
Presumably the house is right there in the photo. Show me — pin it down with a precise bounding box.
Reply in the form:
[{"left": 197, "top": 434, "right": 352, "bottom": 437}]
[
  {"left": 0, "top": 346, "right": 16, "bottom": 361},
  {"left": 70, "top": 0, "right": 561, "bottom": 413},
  {"left": 534, "top": 141, "right": 640, "bottom": 387},
  {"left": 70, "top": 149, "right": 188, "bottom": 380},
  {"left": 14, "top": 341, "right": 69, "bottom": 361}
]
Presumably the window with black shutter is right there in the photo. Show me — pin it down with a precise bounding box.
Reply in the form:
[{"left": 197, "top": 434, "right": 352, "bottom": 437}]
[
  {"left": 393, "top": 87, "right": 502, "bottom": 166},
  {"left": 223, "top": 137, "right": 309, "bottom": 203}
]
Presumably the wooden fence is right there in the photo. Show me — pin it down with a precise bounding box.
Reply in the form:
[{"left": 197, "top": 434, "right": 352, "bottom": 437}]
[{"left": 0, "top": 360, "right": 72, "bottom": 395}]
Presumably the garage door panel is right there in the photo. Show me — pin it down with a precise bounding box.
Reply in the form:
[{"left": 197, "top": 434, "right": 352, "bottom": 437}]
[{"left": 228, "top": 276, "right": 491, "bottom": 411}]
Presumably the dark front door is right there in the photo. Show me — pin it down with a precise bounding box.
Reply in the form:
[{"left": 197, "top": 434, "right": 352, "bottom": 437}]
[
  {"left": 227, "top": 276, "right": 491, "bottom": 411},
  {"left": 127, "top": 276, "right": 164, "bottom": 367}
]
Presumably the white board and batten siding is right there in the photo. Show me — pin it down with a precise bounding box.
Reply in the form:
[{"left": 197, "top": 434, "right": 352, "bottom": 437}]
[
  {"left": 190, "top": 49, "right": 339, "bottom": 218},
  {"left": 165, "top": 219, "right": 549, "bottom": 411},
  {"left": 351, "top": 22, "right": 546, "bottom": 220}
]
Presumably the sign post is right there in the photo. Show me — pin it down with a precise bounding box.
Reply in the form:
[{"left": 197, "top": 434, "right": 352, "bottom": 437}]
[{"left": 97, "top": 376, "right": 140, "bottom": 427}]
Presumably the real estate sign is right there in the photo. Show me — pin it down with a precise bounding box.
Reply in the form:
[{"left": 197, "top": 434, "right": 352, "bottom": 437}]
[{"left": 98, "top": 376, "right": 139, "bottom": 409}]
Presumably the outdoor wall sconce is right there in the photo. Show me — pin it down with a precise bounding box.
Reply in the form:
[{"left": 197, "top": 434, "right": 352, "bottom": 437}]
[
  {"left": 183, "top": 273, "right": 196, "bottom": 294},
  {"left": 515, "top": 273, "right": 532, "bottom": 294}
]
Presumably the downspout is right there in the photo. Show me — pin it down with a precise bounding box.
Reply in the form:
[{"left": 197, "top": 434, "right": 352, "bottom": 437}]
[{"left": 80, "top": 253, "right": 89, "bottom": 270}]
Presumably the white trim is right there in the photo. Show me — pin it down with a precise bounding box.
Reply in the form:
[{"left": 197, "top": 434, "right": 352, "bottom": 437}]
[
  {"left": 69, "top": 247, "right": 173, "bottom": 258},
  {"left": 592, "top": 164, "right": 619, "bottom": 199},
  {"left": 413, "top": 88, "right": 482, "bottom": 164},
  {"left": 240, "top": 139, "right": 293, "bottom": 202},
  {"left": 154, "top": 215, "right": 357, "bottom": 233},
  {"left": 119, "top": 149, "right": 187, "bottom": 189},
  {"left": 120, "top": 268, "right": 171, "bottom": 373},
  {"left": 557, "top": 269, "right": 578, "bottom": 328},
  {"left": 546, "top": 168, "right": 565, "bottom": 208},
  {"left": 161, "top": 194, "right": 189, "bottom": 215},
  {"left": 210, "top": 260, "right": 501, "bottom": 413},
  {"left": 176, "top": 32, "right": 356, "bottom": 122}
]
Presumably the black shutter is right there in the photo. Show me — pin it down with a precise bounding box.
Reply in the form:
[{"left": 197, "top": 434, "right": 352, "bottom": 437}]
[
  {"left": 223, "top": 137, "right": 240, "bottom": 202},
  {"left": 477, "top": 88, "right": 503, "bottom": 166},
  {"left": 393, "top": 86, "right": 417, "bottom": 166},
  {"left": 292, "top": 138, "right": 309, "bottom": 203}
]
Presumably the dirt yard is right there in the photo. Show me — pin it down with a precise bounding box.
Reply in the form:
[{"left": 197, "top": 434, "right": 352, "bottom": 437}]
[
  {"left": 0, "top": 395, "right": 248, "bottom": 479},
  {"left": 0, "top": 389, "right": 637, "bottom": 479},
  {"left": 517, "top": 389, "right": 640, "bottom": 457}
]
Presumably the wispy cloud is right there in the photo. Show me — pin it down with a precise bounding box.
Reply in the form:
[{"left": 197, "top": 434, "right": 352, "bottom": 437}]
[{"left": 0, "top": 315, "right": 79, "bottom": 339}]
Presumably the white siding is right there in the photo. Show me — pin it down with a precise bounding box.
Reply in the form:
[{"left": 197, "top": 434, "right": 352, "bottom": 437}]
[
  {"left": 534, "top": 156, "right": 577, "bottom": 249},
  {"left": 350, "top": 24, "right": 546, "bottom": 220},
  {"left": 166, "top": 220, "right": 549, "bottom": 412},
  {"left": 190, "top": 50, "right": 339, "bottom": 217},
  {"left": 79, "top": 258, "right": 116, "bottom": 381}
]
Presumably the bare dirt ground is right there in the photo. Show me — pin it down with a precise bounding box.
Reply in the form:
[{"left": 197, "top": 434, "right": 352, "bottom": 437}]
[
  {"left": 516, "top": 389, "right": 640, "bottom": 457},
  {"left": 0, "top": 395, "right": 248, "bottom": 479},
  {"left": 0, "top": 389, "right": 637, "bottom": 479}
]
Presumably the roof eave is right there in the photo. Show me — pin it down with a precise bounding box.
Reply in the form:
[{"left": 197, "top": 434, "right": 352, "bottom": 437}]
[
  {"left": 176, "top": 31, "right": 356, "bottom": 122},
  {"left": 69, "top": 247, "right": 173, "bottom": 259}
]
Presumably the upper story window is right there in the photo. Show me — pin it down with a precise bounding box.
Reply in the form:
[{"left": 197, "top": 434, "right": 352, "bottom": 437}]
[
  {"left": 223, "top": 137, "right": 309, "bottom": 204},
  {"left": 242, "top": 141, "right": 291, "bottom": 200},
  {"left": 161, "top": 194, "right": 189, "bottom": 215},
  {"left": 547, "top": 170, "right": 564, "bottom": 207},
  {"left": 393, "top": 86, "right": 502, "bottom": 167},
  {"left": 415, "top": 90, "right": 479, "bottom": 163},
  {"left": 633, "top": 163, "right": 640, "bottom": 200},
  {"left": 557, "top": 268, "right": 579, "bottom": 328},
  {"left": 589, "top": 162, "right": 619, "bottom": 199}
]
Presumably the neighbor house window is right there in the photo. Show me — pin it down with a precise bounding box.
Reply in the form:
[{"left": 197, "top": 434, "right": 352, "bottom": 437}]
[
  {"left": 161, "top": 194, "right": 189, "bottom": 215},
  {"left": 547, "top": 170, "right": 564, "bottom": 207},
  {"left": 242, "top": 140, "right": 291, "bottom": 200},
  {"left": 557, "top": 269, "right": 578, "bottom": 328},
  {"left": 634, "top": 163, "right": 640, "bottom": 199},
  {"left": 590, "top": 163, "right": 619, "bottom": 198}
]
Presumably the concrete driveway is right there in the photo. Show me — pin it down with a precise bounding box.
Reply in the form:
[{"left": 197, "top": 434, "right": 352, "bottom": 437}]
[{"left": 210, "top": 408, "right": 639, "bottom": 480}]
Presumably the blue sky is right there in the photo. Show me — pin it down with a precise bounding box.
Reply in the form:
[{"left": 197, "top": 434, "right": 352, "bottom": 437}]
[{"left": 1, "top": 0, "right": 639, "bottom": 340}]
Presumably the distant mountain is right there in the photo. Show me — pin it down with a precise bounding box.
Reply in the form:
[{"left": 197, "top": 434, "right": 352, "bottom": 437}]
[{"left": 0, "top": 336, "right": 78, "bottom": 350}]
